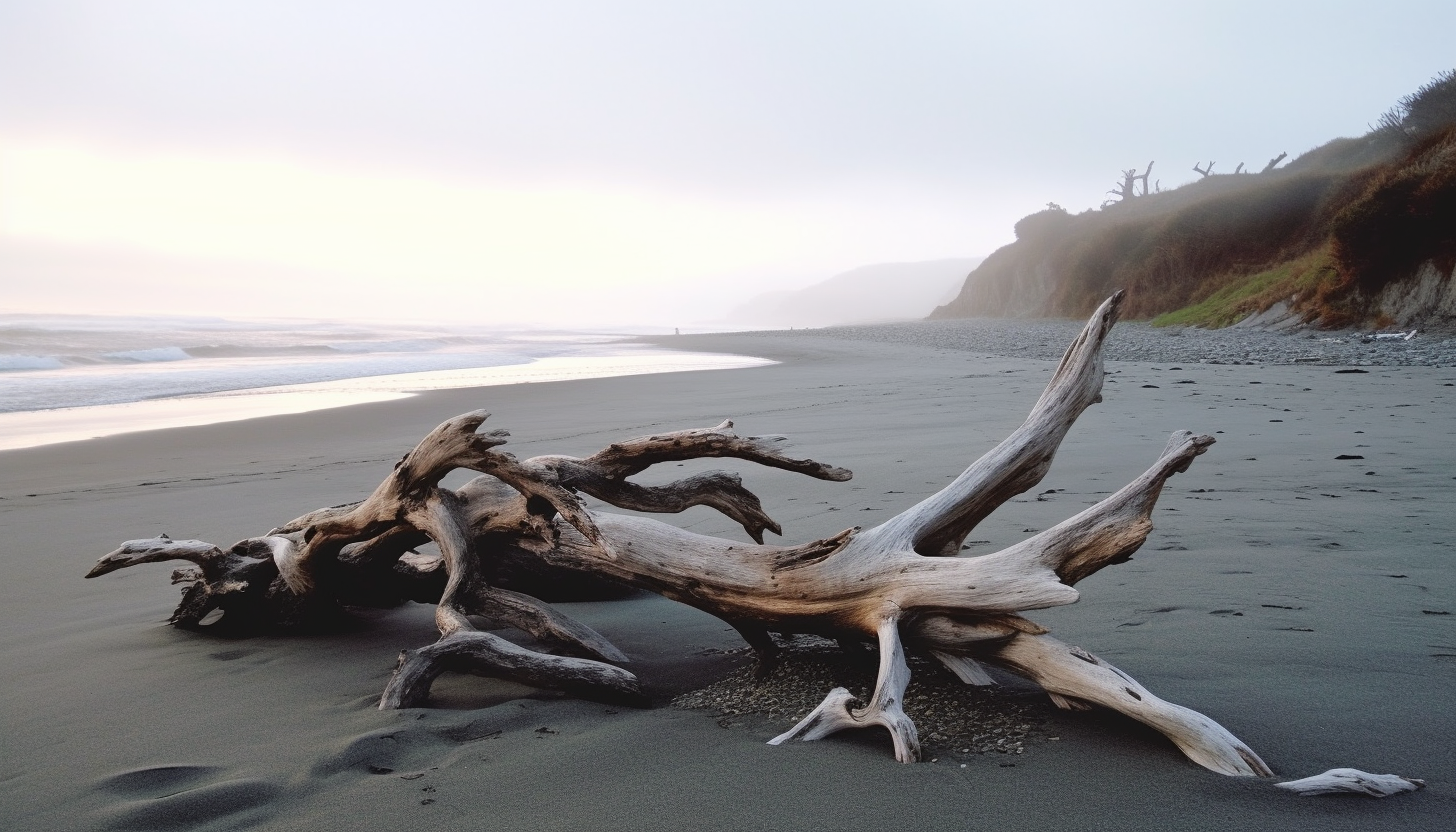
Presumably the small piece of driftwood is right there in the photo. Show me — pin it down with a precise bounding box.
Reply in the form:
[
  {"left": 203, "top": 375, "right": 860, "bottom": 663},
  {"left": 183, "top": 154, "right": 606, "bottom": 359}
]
[{"left": 1276, "top": 768, "right": 1425, "bottom": 797}]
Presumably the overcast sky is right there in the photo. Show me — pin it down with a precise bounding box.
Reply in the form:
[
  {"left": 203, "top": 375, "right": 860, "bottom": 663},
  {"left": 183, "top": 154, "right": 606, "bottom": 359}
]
[{"left": 1, "top": 1, "right": 1452, "bottom": 326}]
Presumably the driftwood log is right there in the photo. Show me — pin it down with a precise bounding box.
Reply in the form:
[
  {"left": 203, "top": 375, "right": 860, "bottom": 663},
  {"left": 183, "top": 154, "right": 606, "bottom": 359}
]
[{"left": 85, "top": 293, "right": 1416, "bottom": 792}]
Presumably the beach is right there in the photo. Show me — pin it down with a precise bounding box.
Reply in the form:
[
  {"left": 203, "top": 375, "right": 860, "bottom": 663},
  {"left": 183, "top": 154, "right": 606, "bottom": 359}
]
[{"left": 2, "top": 325, "right": 1453, "bottom": 831}]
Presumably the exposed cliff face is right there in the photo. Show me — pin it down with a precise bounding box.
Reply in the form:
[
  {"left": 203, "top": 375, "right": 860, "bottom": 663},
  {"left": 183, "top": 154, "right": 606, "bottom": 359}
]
[
  {"left": 1372, "top": 261, "right": 1456, "bottom": 328},
  {"left": 946, "top": 248, "right": 1062, "bottom": 319}
]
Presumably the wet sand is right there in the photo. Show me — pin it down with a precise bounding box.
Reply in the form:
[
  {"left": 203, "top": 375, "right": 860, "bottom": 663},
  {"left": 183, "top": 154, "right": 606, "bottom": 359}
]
[{"left": 2, "top": 332, "right": 1453, "bottom": 830}]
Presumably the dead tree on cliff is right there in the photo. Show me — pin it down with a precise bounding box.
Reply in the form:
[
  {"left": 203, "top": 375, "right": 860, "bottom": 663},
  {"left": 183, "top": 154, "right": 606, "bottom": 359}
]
[
  {"left": 1105, "top": 161, "right": 1155, "bottom": 204},
  {"left": 1262, "top": 152, "right": 1288, "bottom": 173},
  {"left": 85, "top": 294, "right": 1421, "bottom": 795},
  {"left": 1193, "top": 161, "right": 1215, "bottom": 177}
]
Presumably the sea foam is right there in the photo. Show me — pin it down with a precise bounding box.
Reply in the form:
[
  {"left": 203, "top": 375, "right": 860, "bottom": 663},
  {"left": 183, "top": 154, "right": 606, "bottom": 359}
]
[
  {"left": 0, "top": 354, "right": 66, "bottom": 371},
  {"left": 0, "top": 313, "right": 772, "bottom": 450},
  {"left": 102, "top": 346, "right": 193, "bottom": 362}
]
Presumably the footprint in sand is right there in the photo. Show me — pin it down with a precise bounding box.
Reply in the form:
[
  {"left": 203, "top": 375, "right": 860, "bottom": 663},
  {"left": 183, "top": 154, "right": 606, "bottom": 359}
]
[
  {"left": 94, "top": 765, "right": 281, "bottom": 829},
  {"left": 96, "top": 764, "right": 221, "bottom": 795}
]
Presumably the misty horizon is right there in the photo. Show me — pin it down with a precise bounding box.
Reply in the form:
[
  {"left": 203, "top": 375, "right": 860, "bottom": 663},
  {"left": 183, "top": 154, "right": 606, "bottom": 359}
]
[{"left": 2, "top": 2, "right": 1453, "bottom": 326}]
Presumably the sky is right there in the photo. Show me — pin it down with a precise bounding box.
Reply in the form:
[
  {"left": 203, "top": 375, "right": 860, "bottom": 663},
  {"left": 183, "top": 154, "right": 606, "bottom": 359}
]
[{"left": 1, "top": 1, "right": 1453, "bottom": 327}]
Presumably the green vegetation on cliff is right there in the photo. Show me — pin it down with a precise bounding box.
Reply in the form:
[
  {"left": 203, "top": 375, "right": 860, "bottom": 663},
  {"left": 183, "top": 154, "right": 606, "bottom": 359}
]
[{"left": 932, "top": 70, "right": 1456, "bottom": 329}]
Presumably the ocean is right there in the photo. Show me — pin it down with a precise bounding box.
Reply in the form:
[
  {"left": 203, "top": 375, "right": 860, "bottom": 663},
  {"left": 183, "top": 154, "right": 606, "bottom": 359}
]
[{"left": 0, "top": 314, "right": 770, "bottom": 450}]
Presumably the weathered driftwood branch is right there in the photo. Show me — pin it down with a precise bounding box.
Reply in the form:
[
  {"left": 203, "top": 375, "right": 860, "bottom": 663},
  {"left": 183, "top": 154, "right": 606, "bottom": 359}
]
[
  {"left": 1276, "top": 769, "right": 1424, "bottom": 797},
  {"left": 85, "top": 292, "right": 1417, "bottom": 793},
  {"left": 989, "top": 633, "right": 1267, "bottom": 776}
]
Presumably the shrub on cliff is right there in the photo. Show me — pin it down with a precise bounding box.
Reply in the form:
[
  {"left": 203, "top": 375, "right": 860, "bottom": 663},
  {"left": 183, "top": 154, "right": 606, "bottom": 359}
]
[
  {"left": 1013, "top": 205, "right": 1073, "bottom": 240},
  {"left": 1377, "top": 69, "right": 1456, "bottom": 142}
]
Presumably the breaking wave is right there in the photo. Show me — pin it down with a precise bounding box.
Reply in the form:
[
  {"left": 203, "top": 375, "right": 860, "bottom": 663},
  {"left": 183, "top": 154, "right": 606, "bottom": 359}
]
[
  {"left": 0, "top": 313, "right": 648, "bottom": 414},
  {"left": 0, "top": 354, "right": 66, "bottom": 371},
  {"left": 102, "top": 346, "right": 193, "bottom": 363}
]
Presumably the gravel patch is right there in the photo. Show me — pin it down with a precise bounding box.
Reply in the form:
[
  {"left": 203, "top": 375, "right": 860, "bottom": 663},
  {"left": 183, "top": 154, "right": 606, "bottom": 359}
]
[
  {"left": 740, "top": 319, "right": 1456, "bottom": 367},
  {"left": 673, "top": 636, "right": 1049, "bottom": 757}
]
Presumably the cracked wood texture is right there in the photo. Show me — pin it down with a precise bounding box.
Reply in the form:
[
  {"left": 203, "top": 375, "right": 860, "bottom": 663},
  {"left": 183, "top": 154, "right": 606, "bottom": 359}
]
[{"left": 90, "top": 291, "right": 1321, "bottom": 780}]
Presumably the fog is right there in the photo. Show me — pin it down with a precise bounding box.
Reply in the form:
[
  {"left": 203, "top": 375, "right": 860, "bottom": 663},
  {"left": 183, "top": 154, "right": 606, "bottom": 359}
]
[{"left": 2, "top": 1, "right": 1452, "bottom": 326}]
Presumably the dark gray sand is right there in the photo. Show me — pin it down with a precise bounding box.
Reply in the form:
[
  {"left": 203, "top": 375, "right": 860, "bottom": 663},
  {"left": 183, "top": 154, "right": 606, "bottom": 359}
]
[{"left": 3, "top": 330, "right": 1454, "bottom": 830}]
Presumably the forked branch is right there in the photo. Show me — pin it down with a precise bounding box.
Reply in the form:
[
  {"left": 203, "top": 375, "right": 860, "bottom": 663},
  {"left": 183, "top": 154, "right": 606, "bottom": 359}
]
[{"left": 864, "top": 290, "right": 1123, "bottom": 556}]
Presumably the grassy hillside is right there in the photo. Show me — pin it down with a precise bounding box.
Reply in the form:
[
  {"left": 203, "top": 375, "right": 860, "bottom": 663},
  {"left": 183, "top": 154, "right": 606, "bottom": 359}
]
[{"left": 932, "top": 71, "right": 1456, "bottom": 329}]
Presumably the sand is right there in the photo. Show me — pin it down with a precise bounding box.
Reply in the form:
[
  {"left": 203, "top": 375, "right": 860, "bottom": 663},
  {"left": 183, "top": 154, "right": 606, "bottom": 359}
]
[{"left": 2, "top": 332, "right": 1453, "bottom": 831}]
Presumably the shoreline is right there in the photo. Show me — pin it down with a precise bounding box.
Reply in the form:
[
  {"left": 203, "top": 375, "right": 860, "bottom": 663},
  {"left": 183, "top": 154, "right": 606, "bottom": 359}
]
[
  {"left": 0, "top": 349, "right": 773, "bottom": 452},
  {"left": 4, "top": 329, "right": 1453, "bottom": 831},
  {"left": 644, "top": 317, "right": 1456, "bottom": 367}
]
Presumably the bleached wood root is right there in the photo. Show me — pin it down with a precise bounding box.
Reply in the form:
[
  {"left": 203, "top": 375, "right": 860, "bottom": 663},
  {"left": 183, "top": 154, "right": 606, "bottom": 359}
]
[
  {"left": 380, "top": 488, "right": 637, "bottom": 706},
  {"left": 380, "top": 629, "right": 642, "bottom": 709},
  {"left": 471, "top": 586, "right": 628, "bottom": 663},
  {"left": 1275, "top": 768, "right": 1425, "bottom": 797},
  {"left": 985, "top": 633, "right": 1272, "bottom": 777},
  {"left": 85, "top": 534, "right": 313, "bottom": 629},
  {"left": 532, "top": 419, "right": 851, "bottom": 544},
  {"left": 768, "top": 616, "right": 921, "bottom": 763},
  {"left": 930, "top": 652, "right": 997, "bottom": 686},
  {"left": 1046, "top": 692, "right": 1094, "bottom": 711}
]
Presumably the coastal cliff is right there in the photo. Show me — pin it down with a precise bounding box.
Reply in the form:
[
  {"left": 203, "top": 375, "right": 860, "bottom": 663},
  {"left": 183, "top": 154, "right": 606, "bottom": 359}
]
[{"left": 932, "top": 71, "right": 1456, "bottom": 330}]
